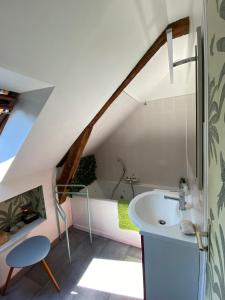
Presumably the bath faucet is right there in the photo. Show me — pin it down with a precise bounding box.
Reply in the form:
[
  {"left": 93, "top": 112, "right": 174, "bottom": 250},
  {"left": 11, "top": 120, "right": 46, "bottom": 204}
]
[
  {"left": 125, "top": 175, "right": 138, "bottom": 184},
  {"left": 164, "top": 190, "right": 186, "bottom": 210}
]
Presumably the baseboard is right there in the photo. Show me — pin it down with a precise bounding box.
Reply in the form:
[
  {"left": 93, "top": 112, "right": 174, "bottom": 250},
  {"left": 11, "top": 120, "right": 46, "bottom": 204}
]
[{"left": 73, "top": 223, "right": 141, "bottom": 248}]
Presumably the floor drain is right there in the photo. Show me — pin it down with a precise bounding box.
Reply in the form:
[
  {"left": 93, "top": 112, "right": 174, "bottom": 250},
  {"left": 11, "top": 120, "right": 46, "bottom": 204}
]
[{"left": 158, "top": 220, "right": 166, "bottom": 225}]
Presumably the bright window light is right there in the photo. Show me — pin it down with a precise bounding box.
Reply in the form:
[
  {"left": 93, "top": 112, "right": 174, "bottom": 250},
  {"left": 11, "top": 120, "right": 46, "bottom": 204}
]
[
  {"left": 78, "top": 258, "right": 143, "bottom": 299},
  {"left": 0, "top": 157, "right": 15, "bottom": 182},
  {"left": 70, "top": 291, "right": 78, "bottom": 295}
]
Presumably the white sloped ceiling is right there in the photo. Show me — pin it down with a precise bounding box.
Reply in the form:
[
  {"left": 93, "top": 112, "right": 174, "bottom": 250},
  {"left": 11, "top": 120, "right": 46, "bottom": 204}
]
[{"left": 0, "top": 0, "right": 202, "bottom": 181}]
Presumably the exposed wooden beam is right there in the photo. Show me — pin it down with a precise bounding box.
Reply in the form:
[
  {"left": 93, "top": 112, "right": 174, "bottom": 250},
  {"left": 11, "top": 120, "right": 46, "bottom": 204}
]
[
  {"left": 56, "top": 17, "right": 189, "bottom": 203},
  {"left": 56, "top": 151, "right": 69, "bottom": 168},
  {"left": 88, "top": 17, "right": 189, "bottom": 127},
  {"left": 57, "top": 125, "right": 93, "bottom": 203}
]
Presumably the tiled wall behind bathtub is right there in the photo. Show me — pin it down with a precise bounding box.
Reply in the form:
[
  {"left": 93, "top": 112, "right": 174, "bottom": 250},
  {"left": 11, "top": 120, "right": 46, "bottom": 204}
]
[{"left": 95, "top": 94, "right": 196, "bottom": 190}]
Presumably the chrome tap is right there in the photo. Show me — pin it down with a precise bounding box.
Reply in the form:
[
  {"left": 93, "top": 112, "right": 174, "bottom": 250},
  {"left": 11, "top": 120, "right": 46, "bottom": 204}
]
[
  {"left": 164, "top": 190, "right": 186, "bottom": 210},
  {"left": 164, "top": 178, "right": 188, "bottom": 210},
  {"left": 179, "top": 189, "right": 186, "bottom": 210}
]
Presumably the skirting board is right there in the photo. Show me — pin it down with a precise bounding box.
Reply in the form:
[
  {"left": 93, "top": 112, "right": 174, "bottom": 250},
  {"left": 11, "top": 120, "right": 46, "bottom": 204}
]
[{"left": 73, "top": 223, "right": 141, "bottom": 248}]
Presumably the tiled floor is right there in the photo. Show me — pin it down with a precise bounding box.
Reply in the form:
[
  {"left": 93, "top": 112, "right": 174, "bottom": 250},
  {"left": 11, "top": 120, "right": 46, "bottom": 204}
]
[{"left": 1, "top": 229, "right": 143, "bottom": 300}]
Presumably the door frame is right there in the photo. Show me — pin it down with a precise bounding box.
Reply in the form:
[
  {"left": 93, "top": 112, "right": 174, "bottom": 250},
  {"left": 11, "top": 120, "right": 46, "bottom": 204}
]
[{"left": 199, "top": 1, "right": 209, "bottom": 299}]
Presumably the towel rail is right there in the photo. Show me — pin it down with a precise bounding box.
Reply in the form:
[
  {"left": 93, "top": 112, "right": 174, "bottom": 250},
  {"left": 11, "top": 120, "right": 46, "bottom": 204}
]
[
  {"left": 54, "top": 184, "right": 92, "bottom": 263},
  {"left": 193, "top": 224, "right": 208, "bottom": 252}
]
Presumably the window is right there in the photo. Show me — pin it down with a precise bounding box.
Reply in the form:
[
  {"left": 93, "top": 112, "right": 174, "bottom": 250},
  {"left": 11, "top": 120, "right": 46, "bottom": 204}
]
[{"left": 0, "top": 90, "right": 18, "bottom": 134}]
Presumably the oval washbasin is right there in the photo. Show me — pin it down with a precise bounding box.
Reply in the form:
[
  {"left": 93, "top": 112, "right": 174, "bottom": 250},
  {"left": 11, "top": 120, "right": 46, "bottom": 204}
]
[{"left": 128, "top": 191, "right": 180, "bottom": 229}]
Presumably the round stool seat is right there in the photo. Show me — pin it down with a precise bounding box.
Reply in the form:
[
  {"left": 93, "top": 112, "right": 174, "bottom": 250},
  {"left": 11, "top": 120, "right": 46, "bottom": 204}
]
[{"left": 6, "top": 236, "right": 50, "bottom": 268}]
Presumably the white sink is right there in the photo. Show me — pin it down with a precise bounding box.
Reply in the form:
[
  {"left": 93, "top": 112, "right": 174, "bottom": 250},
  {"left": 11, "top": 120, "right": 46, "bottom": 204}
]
[
  {"left": 129, "top": 191, "right": 180, "bottom": 227},
  {"left": 128, "top": 190, "right": 196, "bottom": 244}
]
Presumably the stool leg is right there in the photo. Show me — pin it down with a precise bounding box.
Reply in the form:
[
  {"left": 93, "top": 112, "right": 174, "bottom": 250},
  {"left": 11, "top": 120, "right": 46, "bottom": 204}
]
[
  {"left": 2, "top": 267, "right": 14, "bottom": 295},
  {"left": 41, "top": 259, "right": 60, "bottom": 292}
]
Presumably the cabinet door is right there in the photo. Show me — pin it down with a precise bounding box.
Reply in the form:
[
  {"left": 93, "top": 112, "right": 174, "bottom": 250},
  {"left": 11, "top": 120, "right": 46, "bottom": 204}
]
[{"left": 142, "top": 235, "right": 199, "bottom": 300}]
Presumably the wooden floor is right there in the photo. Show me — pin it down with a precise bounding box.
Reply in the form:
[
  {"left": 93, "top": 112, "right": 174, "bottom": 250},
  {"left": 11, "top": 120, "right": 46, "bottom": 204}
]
[{"left": 1, "top": 229, "right": 143, "bottom": 300}]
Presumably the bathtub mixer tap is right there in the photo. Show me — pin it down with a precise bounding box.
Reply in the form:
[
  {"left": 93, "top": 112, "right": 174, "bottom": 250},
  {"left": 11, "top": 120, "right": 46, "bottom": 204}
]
[
  {"left": 124, "top": 175, "right": 138, "bottom": 199},
  {"left": 124, "top": 175, "right": 138, "bottom": 184}
]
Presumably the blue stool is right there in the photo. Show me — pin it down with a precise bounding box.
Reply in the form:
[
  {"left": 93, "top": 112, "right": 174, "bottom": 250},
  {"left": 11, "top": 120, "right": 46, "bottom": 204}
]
[{"left": 2, "top": 235, "right": 60, "bottom": 295}]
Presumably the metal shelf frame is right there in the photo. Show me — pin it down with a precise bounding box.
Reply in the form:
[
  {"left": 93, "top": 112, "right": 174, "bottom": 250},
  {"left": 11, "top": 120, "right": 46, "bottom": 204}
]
[{"left": 54, "top": 184, "right": 92, "bottom": 263}]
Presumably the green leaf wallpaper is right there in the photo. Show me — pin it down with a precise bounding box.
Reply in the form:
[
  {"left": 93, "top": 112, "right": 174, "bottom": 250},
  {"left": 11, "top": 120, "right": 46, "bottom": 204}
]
[
  {"left": 206, "top": 0, "right": 225, "bottom": 299},
  {"left": 0, "top": 186, "right": 46, "bottom": 232}
]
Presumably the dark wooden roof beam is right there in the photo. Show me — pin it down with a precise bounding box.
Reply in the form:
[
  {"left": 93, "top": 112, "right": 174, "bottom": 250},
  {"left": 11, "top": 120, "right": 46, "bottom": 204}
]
[{"left": 56, "top": 17, "right": 190, "bottom": 203}]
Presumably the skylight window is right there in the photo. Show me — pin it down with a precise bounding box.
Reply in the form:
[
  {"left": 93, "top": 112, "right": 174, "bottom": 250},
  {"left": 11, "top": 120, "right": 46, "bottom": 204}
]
[{"left": 0, "top": 89, "right": 18, "bottom": 134}]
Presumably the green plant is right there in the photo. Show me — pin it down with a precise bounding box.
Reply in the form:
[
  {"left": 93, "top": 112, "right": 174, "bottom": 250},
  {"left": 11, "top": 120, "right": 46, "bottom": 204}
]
[
  {"left": 0, "top": 202, "right": 21, "bottom": 231},
  {"left": 69, "top": 154, "right": 97, "bottom": 193}
]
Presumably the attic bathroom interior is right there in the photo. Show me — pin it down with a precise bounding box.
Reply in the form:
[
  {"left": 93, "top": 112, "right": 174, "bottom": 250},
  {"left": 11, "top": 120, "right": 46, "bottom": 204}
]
[{"left": 0, "top": 0, "right": 224, "bottom": 300}]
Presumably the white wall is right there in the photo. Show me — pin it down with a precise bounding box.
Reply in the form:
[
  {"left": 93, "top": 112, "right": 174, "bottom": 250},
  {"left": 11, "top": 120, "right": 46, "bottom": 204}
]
[
  {"left": 95, "top": 94, "right": 196, "bottom": 189},
  {"left": 84, "top": 92, "right": 139, "bottom": 155},
  {"left": 0, "top": 0, "right": 198, "bottom": 181},
  {"left": 0, "top": 169, "right": 72, "bottom": 286}
]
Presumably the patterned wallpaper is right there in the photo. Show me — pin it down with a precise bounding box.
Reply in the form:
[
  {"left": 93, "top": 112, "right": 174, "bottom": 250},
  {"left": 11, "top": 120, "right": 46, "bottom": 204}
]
[
  {"left": 206, "top": 0, "right": 225, "bottom": 299},
  {"left": 0, "top": 186, "right": 46, "bottom": 232}
]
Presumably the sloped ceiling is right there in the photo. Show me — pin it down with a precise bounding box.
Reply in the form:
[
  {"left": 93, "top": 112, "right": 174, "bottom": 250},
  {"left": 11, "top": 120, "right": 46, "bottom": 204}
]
[
  {"left": 0, "top": 66, "right": 53, "bottom": 94},
  {"left": 125, "top": 35, "right": 196, "bottom": 102},
  {"left": 0, "top": 0, "right": 202, "bottom": 181}
]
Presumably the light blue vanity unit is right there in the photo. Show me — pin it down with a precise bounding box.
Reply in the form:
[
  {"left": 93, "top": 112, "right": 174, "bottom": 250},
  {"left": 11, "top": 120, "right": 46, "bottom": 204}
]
[
  {"left": 128, "top": 190, "right": 200, "bottom": 300},
  {"left": 141, "top": 232, "right": 199, "bottom": 300}
]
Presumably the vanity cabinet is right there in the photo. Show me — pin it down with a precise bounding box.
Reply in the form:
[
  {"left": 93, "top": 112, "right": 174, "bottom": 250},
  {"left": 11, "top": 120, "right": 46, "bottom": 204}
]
[{"left": 141, "top": 233, "right": 199, "bottom": 300}]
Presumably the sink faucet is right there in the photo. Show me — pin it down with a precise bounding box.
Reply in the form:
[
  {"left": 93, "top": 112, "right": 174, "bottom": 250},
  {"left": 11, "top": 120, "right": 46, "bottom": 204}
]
[
  {"left": 164, "top": 178, "right": 188, "bottom": 210},
  {"left": 164, "top": 190, "right": 186, "bottom": 210}
]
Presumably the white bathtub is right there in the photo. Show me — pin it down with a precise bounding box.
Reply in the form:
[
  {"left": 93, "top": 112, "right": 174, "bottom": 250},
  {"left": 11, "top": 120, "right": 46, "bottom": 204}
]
[
  {"left": 71, "top": 180, "right": 177, "bottom": 248},
  {"left": 86, "top": 179, "right": 156, "bottom": 201}
]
